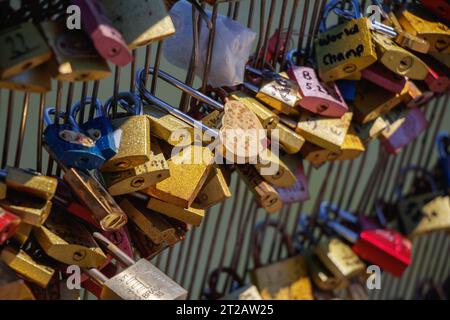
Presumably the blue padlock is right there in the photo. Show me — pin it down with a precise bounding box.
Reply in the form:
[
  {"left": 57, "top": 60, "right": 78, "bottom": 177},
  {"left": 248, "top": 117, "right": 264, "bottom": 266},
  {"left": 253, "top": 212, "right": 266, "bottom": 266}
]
[
  {"left": 437, "top": 132, "right": 450, "bottom": 189},
  {"left": 69, "top": 98, "right": 117, "bottom": 160},
  {"left": 43, "top": 107, "right": 105, "bottom": 170},
  {"left": 335, "top": 80, "right": 357, "bottom": 102}
]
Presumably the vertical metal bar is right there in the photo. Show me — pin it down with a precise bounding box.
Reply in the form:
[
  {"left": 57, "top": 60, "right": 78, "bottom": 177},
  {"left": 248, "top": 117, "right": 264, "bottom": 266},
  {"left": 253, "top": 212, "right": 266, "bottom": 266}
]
[
  {"left": 112, "top": 66, "right": 121, "bottom": 118},
  {"left": 36, "top": 93, "right": 46, "bottom": 172},
  {"left": 280, "top": 0, "right": 300, "bottom": 70},
  {"left": 200, "top": 5, "right": 218, "bottom": 92},
  {"left": 14, "top": 93, "right": 30, "bottom": 167},
  {"left": 78, "top": 82, "right": 88, "bottom": 124},
  {"left": 232, "top": 1, "right": 240, "bottom": 20},
  {"left": 130, "top": 50, "right": 137, "bottom": 92},
  {"left": 344, "top": 151, "right": 368, "bottom": 210},
  {"left": 47, "top": 81, "right": 63, "bottom": 176},
  {"left": 252, "top": 0, "right": 267, "bottom": 67},
  {"left": 247, "top": 0, "right": 255, "bottom": 28},
  {"left": 1, "top": 91, "right": 15, "bottom": 168},
  {"left": 296, "top": 0, "right": 311, "bottom": 61},
  {"left": 89, "top": 81, "right": 100, "bottom": 120},
  {"left": 143, "top": 45, "right": 152, "bottom": 87},
  {"left": 151, "top": 41, "right": 164, "bottom": 95},
  {"left": 258, "top": 0, "right": 276, "bottom": 69},
  {"left": 271, "top": 0, "right": 288, "bottom": 68}
]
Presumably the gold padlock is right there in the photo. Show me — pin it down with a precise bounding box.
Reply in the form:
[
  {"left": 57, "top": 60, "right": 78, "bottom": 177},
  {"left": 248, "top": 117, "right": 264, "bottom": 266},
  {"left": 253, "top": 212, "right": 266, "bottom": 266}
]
[
  {"left": 5, "top": 167, "right": 57, "bottom": 201},
  {"left": 337, "top": 127, "right": 365, "bottom": 161},
  {"left": 12, "top": 223, "right": 33, "bottom": 246},
  {"left": 119, "top": 198, "right": 179, "bottom": 245},
  {"left": 102, "top": 0, "right": 175, "bottom": 49},
  {"left": 194, "top": 166, "right": 232, "bottom": 209},
  {"left": 255, "top": 149, "right": 296, "bottom": 188},
  {"left": 307, "top": 254, "right": 345, "bottom": 291},
  {"left": 103, "top": 138, "right": 170, "bottom": 196},
  {"left": 200, "top": 110, "right": 223, "bottom": 129},
  {"left": 341, "top": 71, "right": 362, "bottom": 81},
  {"left": 353, "top": 81, "right": 407, "bottom": 124},
  {"left": 40, "top": 21, "right": 111, "bottom": 81},
  {"left": 236, "top": 165, "right": 282, "bottom": 214},
  {"left": 300, "top": 142, "right": 339, "bottom": 168},
  {"left": 353, "top": 116, "right": 388, "bottom": 145},
  {"left": 372, "top": 32, "right": 429, "bottom": 80},
  {"left": 0, "top": 64, "right": 51, "bottom": 93},
  {"left": 147, "top": 197, "right": 205, "bottom": 226},
  {"left": 0, "top": 261, "right": 36, "bottom": 300},
  {"left": 387, "top": 12, "right": 430, "bottom": 54},
  {"left": 143, "top": 145, "right": 213, "bottom": 208},
  {"left": 269, "top": 122, "right": 305, "bottom": 155},
  {"left": 0, "top": 247, "right": 55, "bottom": 288},
  {"left": 398, "top": 6, "right": 450, "bottom": 54},
  {"left": 229, "top": 91, "right": 279, "bottom": 130},
  {"left": 379, "top": 107, "right": 410, "bottom": 142},
  {"left": 144, "top": 105, "right": 194, "bottom": 147},
  {"left": 410, "top": 196, "right": 450, "bottom": 238},
  {"left": 0, "top": 22, "right": 52, "bottom": 79},
  {"left": 295, "top": 111, "right": 353, "bottom": 152},
  {"left": 33, "top": 211, "right": 107, "bottom": 268},
  {"left": 315, "top": 18, "right": 377, "bottom": 81},
  {"left": 0, "top": 190, "right": 52, "bottom": 227}
]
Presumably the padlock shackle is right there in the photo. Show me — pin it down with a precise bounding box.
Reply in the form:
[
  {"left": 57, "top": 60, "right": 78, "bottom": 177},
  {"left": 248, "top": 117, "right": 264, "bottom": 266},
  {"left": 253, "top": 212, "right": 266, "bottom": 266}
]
[
  {"left": 394, "top": 165, "right": 439, "bottom": 201},
  {"left": 104, "top": 92, "right": 143, "bottom": 117},
  {"left": 93, "top": 232, "right": 135, "bottom": 267},
  {"left": 84, "top": 268, "right": 109, "bottom": 286},
  {"left": 68, "top": 98, "right": 103, "bottom": 129},
  {"left": 43, "top": 108, "right": 67, "bottom": 126},
  {"left": 207, "top": 267, "right": 245, "bottom": 299},
  {"left": 319, "top": 0, "right": 362, "bottom": 34},
  {"left": 319, "top": 201, "right": 359, "bottom": 225},
  {"left": 326, "top": 220, "right": 359, "bottom": 244},
  {"left": 251, "top": 220, "right": 295, "bottom": 268}
]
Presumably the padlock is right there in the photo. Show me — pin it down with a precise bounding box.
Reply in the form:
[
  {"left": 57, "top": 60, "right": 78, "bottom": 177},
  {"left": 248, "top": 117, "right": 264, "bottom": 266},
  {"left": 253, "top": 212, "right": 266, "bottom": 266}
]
[
  {"left": 199, "top": 109, "right": 223, "bottom": 129},
  {"left": 0, "top": 190, "right": 52, "bottom": 227},
  {"left": 1, "top": 167, "right": 57, "bottom": 201},
  {"left": 142, "top": 144, "right": 214, "bottom": 209},
  {"left": 119, "top": 198, "right": 180, "bottom": 244},
  {"left": 275, "top": 164, "right": 310, "bottom": 204},
  {"left": 101, "top": 92, "right": 151, "bottom": 172},
  {"left": 371, "top": 29, "right": 429, "bottom": 80},
  {"left": 0, "top": 63, "right": 51, "bottom": 93},
  {"left": 0, "top": 246, "right": 55, "bottom": 288},
  {"left": 0, "top": 22, "right": 52, "bottom": 79},
  {"left": 395, "top": 166, "right": 450, "bottom": 238},
  {"left": 0, "top": 182, "right": 5, "bottom": 200},
  {"left": 437, "top": 132, "right": 450, "bottom": 190},
  {"left": 33, "top": 208, "right": 108, "bottom": 268},
  {"left": 85, "top": 232, "right": 187, "bottom": 300},
  {"left": 103, "top": 138, "right": 170, "bottom": 196},
  {"left": 0, "top": 261, "right": 36, "bottom": 300},
  {"left": 400, "top": 81, "right": 434, "bottom": 109},
  {"left": 353, "top": 80, "right": 408, "bottom": 124},
  {"left": 307, "top": 254, "right": 345, "bottom": 292},
  {"left": 0, "top": 208, "right": 20, "bottom": 245},
  {"left": 420, "top": 0, "right": 450, "bottom": 23},
  {"left": 250, "top": 221, "right": 313, "bottom": 300},
  {"left": 286, "top": 50, "right": 348, "bottom": 117},
  {"left": 335, "top": 80, "right": 357, "bottom": 102},
  {"left": 295, "top": 110, "right": 353, "bottom": 152},
  {"left": 147, "top": 197, "right": 205, "bottom": 226},
  {"left": 269, "top": 122, "right": 305, "bottom": 155},
  {"left": 380, "top": 107, "right": 428, "bottom": 154},
  {"left": 40, "top": 21, "right": 111, "bottom": 81},
  {"left": 236, "top": 165, "right": 282, "bottom": 214},
  {"left": 255, "top": 148, "right": 296, "bottom": 188},
  {"left": 229, "top": 91, "right": 279, "bottom": 129},
  {"left": 418, "top": 54, "right": 450, "bottom": 93},
  {"left": 315, "top": 0, "right": 377, "bottom": 81},
  {"left": 398, "top": 5, "right": 450, "bottom": 54},
  {"left": 353, "top": 116, "right": 388, "bottom": 145},
  {"left": 12, "top": 223, "right": 33, "bottom": 246},
  {"left": 72, "top": 0, "right": 133, "bottom": 66},
  {"left": 43, "top": 108, "right": 106, "bottom": 170},
  {"left": 300, "top": 142, "right": 338, "bottom": 168},
  {"left": 194, "top": 165, "right": 232, "bottom": 209},
  {"left": 361, "top": 63, "right": 407, "bottom": 94},
  {"left": 80, "top": 261, "right": 118, "bottom": 299},
  {"left": 204, "top": 267, "right": 262, "bottom": 300},
  {"left": 63, "top": 168, "right": 128, "bottom": 231},
  {"left": 244, "top": 67, "right": 301, "bottom": 115},
  {"left": 69, "top": 97, "right": 118, "bottom": 160},
  {"left": 431, "top": 51, "right": 450, "bottom": 68},
  {"left": 101, "top": 0, "right": 175, "bottom": 50}
]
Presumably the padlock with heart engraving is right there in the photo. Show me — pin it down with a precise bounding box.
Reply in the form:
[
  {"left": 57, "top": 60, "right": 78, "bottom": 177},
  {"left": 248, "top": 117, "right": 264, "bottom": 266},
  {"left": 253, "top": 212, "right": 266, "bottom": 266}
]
[
  {"left": 204, "top": 267, "right": 262, "bottom": 300},
  {"left": 315, "top": 0, "right": 377, "bottom": 82},
  {"left": 40, "top": 21, "right": 111, "bottom": 81},
  {"left": 0, "top": 22, "right": 52, "bottom": 79},
  {"left": 69, "top": 97, "right": 118, "bottom": 160},
  {"left": 395, "top": 166, "right": 450, "bottom": 238},
  {"left": 437, "top": 132, "right": 450, "bottom": 190},
  {"left": 101, "top": 92, "right": 152, "bottom": 172},
  {"left": 286, "top": 50, "right": 348, "bottom": 117},
  {"left": 43, "top": 108, "right": 106, "bottom": 170},
  {"left": 72, "top": 0, "right": 133, "bottom": 66}
]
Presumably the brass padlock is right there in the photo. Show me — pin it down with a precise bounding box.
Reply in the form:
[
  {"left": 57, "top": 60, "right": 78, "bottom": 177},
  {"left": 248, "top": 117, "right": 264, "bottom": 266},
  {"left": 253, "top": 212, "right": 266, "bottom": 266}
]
[
  {"left": 0, "top": 64, "right": 51, "bottom": 93},
  {"left": 194, "top": 165, "right": 232, "bottom": 209},
  {"left": 148, "top": 196, "right": 205, "bottom": 226},
  {"left": 307, "top": 254, "right": 345, "bottom": 292},
  {"left": 275, "top": 164, "right": 310, "bottom": 204},
  {"left": 353, "top": 116, "right": 388, "bottom": 145},
  {"left": 12, "top": 223, "right": 33, "bottom": 246},
  {"left": 40, "top": 21, "right": 111, "bottom": 81},
  {"left": 0, "top": 22, "right": 52, "bottom": 79},
  {"left": 255, "top": 148, "right": 296, "bottom": 188},
  {"left": 295, "top": 111, "right": 353, "bottom": 152},
  {"left": 236, "top": 165, "right": 282, "bottom": 214},
  {"left": 200, "top": 110, "right": 223, "bottom": 129},
  {"left": 4, "top": 167, "right": 57, "bottom": 201},
  {"left": 398, "top": 6, "right": 450, "bottom": 54},
  {"left": 103, "top": 138, "right": 170, "bottom": 196},
  {"left": 102, "top": 0, "right": 176, "bottom": 49},
  {"left": 387, "top": 12, "right": 430, "bottom": 54},
  {"left": 269, "top": 122, "right": 305, "bottom": 155},
  {"left": 33, "top": 210, "right": 107, "bottom": 268},
  {"left": 143, "top": 144, "right": 214, "bottom": 208},
  {"left": 371, "top": 32, "right": 429, "bottom": 80},
  {"left": 0, "top": 261, "right": 36, "bottom": 300},
  {"left": 0, "top": 247, "right": 55, "bottom": 288},
  {"left": 229, "top": 91, "right": 279, "bottom": 130}
]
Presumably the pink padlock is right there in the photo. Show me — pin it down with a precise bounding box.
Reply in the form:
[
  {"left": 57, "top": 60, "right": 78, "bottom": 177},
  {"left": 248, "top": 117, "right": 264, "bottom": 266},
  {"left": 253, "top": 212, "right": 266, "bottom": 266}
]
[
  {"left": 361, "top": 63, "right": 406, "bottom": 94},
  {"left": 0, "top": 208, "right": 21, "bottom": 245},
  {"left": 419, "top": 54, "right": 450, "bottom": 93},
  {"left": 275, "top": 165, "right": 310, "bottom": 204},
  {"left": 72, "top": 0, "right": 133, "bottom": 66},
  {"left": 286, "top": 50, "right": 348, "bottom": 117}
]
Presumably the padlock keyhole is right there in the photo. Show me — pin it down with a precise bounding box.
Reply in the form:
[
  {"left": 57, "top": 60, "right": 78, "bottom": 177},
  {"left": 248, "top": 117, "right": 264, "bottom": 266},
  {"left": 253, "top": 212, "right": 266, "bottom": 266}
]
[
  {"left": 131, "top": 177, "right": 145, "bottom": 188},
  {"left": 115, "top": 161, "right": 129, "bottom": 169}
]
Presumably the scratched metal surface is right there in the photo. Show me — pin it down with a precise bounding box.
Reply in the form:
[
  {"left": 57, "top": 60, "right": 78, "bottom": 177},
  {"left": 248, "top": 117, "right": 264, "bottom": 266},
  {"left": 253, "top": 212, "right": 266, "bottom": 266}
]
[{"left": 0, "top": 0, "right": 449, "bottom": 300}]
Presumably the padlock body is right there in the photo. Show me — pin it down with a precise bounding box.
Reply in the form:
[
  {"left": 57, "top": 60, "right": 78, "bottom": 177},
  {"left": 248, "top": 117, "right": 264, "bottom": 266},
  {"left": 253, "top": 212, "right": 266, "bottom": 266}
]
[
  {"left": 0, "top": 209, "right": 21, "bottom": 245},
  {"left": 81, "top": 116, "right": 117, "bottom": 160},
  {"left": 361, "top": 63, "right": 406, "bottom": 94}
]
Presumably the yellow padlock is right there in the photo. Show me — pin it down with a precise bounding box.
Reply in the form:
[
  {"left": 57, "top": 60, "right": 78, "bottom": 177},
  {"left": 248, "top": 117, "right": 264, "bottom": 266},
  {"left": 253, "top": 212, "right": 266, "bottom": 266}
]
[
  {"left": 147, "top": 197, "right": 205, "bottom": 226},
  {"left": 0, "top": 64, "right": 51, "bottom": 93},
  {"left": 12, "top": 223, "right": 33, "bottom": 246},
  {"left": 269, "top": 122, "right": 305, "bottom": 155},
  {"left": 387, "top": 12, "right": 430, "bottom": 54},
  {"left": 5, "top": 167, "right": 57, "bottom": 201},
  {"left": 194, "top": 166, "right": 232, "bottom": 210},
  {"left": 353, "top": 117, "right": 388, "bottom": 145},
  {"left": 255, "top": 149, "right": 296, "bottom": 188}
]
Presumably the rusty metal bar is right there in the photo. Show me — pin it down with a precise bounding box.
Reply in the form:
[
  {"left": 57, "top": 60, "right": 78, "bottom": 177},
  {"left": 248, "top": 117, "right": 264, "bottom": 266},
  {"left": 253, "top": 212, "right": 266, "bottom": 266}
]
[
  {"left": 14, "top": 93, "right": 30, "bottom": 167},
  {"left": 1, "top": 91, "right": 15, "bottom": 168}
]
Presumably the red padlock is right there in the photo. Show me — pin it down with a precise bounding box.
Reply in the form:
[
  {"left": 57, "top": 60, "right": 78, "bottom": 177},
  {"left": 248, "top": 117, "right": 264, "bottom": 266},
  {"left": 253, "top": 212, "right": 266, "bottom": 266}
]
[
  {"left": 419, "top": 54, "right": 450, "bottom": 93},
  {"left": 361, "top": 63, "right": 406, "bottom": 94},
  {"left": 0, "top": 208, "right": 21, "bottom": 245}
]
